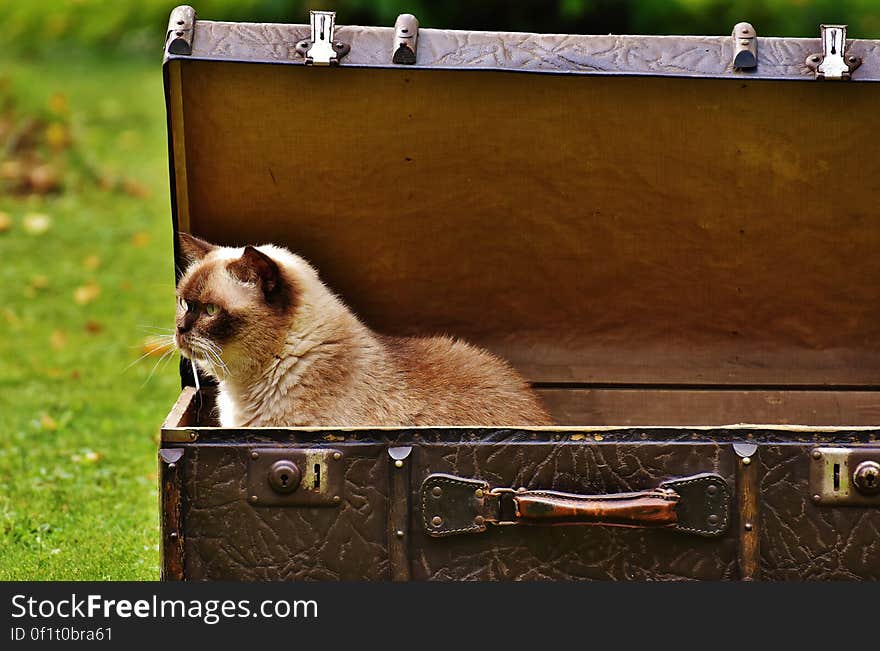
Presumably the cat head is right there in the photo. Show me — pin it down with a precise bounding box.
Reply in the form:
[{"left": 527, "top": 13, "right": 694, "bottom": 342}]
[{"left": 175, "top": 233, "right": 303, "bottom": 377}]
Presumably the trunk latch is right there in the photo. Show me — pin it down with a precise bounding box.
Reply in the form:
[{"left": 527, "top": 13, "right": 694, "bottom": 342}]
[
  {"left": 295, "top": 11, "right": 350, "bottom": 66},
  {"left": 806, "top": 24, "right": 861, "bottom": 80}
]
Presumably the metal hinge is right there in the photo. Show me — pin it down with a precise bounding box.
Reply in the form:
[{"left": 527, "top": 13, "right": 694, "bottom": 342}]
[
  {"left": 392, "top": 14, "right": 419, "bottom": 64},
  {"left": 165, "top": 5, "right": 195, "bottom": 56},
  {"left": 731, "top": 21, "right": 757, "bottom": 70},
  {"left": 806, "top": 24, "right": 861, "bottom": 80},
  {"left": 295, "top": 11, "right": 350, "bottom": 66}
]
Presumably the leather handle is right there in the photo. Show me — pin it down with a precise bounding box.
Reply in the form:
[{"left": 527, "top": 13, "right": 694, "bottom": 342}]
[
  {"left": 512, "top": 489, "right": 678, "bottom": 528},
  {"left": 421, "top": 473, "right": 729, "bottom": 538}
]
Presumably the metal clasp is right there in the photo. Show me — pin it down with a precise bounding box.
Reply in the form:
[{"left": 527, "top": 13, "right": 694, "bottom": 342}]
[
  {"left": 295, "top": 10, "right": 350, "bottom": 66},
  {"left": 731, "top": 22, "right": 757, "bottom": 70},
  {"left": 392, "top": 13, "right": 419, "bottom": 64},
  {"left": 806, "top": 24, "right": 861, "bottom": 80}
]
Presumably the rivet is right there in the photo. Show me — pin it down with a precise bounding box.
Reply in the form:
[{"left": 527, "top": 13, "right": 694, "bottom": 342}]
[
  {"left": 474, "top": 515, "right": 485, "bottom": 526},
  {"left": 189, "top": 432, "right": 197, "bottom": 440},
  {"left": 812, "top": 494, "right": 822, "bottom": 504},
  {"left": 333, "top": 452, "right": 342, "bottom": 461},
  {"left": 474, "top": 489, "right": 484, "bottom": 499},
  {"left": 394, "top": 459, "right": 403, "bottom": 468},
  {"left": 708, "top": 514, "right": 719, "bottom": 525},
  {"left": 811, "top": 450, "right": 822, "bottom": 460},
  {"left": 395, "top": 530, "right": 405, "bottom": 539},
  {"left": 251, "top": 452, "right": 259, "bottom": 460},
  {"left": 431, "top": 486, "right": 442, "bottom": 497},
  {"left": 333, "top": 495, "right": 341, "bottom": 503},
  {"left": 170, "top": 531, "right": 178, "bottom": 539},
  {"left": 741, "top": 456, "right": 751, "bottom": 465},
  {"left": 744, "top": 523, "right": 753, "bottom": 532},
  {"left": 168, "top": 462, "right": 176, "bottom": 470},
  {"left": 431, "top": 516, "right": 442, "bottom": 527},
  {"left": 250, "top": 495, "right": 258, "bottom": 503},
  {"left": 706, "top": 484, "right": 718, "bottom": 495}
]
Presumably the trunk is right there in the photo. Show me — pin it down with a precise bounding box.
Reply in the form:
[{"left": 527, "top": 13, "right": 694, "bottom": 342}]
[{"left": 160, "top": 8, "right": 880, "bottom": 581}]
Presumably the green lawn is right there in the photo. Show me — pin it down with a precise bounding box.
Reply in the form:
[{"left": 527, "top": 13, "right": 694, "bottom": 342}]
[{"left": 0, "top": 53, "right": 179, "bottom": 579}]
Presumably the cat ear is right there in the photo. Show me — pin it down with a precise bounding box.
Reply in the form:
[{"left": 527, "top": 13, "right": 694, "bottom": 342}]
[
  {"left": 178, "top": 232, "right": 216, "bottom": 264},
  {"left": 228, "top": 246, "right": 281, "bottom": 295}
]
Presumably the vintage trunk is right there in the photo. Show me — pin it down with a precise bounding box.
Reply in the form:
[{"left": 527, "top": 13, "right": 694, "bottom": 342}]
[{"left": 160, "top": 6, "right": 880, "bottom": 580}]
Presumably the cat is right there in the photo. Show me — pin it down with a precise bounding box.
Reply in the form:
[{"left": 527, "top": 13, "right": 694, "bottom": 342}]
[{"left": 174, "top": 233, "right": 553, "bottom": 427}]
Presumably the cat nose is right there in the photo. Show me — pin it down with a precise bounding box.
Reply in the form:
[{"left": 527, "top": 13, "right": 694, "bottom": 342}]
[{"left": 177, "top": 322, "right": 191, "bottom": 334}]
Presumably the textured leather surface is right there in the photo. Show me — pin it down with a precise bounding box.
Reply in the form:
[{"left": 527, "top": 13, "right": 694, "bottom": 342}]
[
  {"left": 410, "top": 441, "right": 736, "bottom": 580},
  {"left": 184, "top": 442, "right": 390, "bottom": 580},
  {"left": 182, "top": 21, "right": 880, "bottom": 81},
  {"left": 175, "top": 428, "right": 880, "bottom": 580},
  {"left": 759, "top": 445, "right": 880, "bottom": 580}
]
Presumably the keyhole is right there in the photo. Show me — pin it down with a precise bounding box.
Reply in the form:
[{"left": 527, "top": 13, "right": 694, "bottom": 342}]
[
  {"left": 314, "top": 463, "right": 321, "bottom": 489},
  {"left": 866, "top": 471, "right": 876, "bottom": 487},
  {"left": 280, "top": 473, "right": 289, "bottom": 486},
  {"left": 833, "top": 463, "right": 840, "bottom": 491}
]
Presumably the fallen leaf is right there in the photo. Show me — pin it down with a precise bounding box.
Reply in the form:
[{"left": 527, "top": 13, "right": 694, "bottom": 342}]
[
  {"left": 40, "top": 414, "right": 58, "bottom": 431},
  {"left": 0, "top": 212, "right": 11, "bottom": 233},
  {"left": 84, "top": 320, "right": 103, "bottom": 334},
  {"left": 122, "top": 179, "right": 151, "bottom": 198},
  {"left": 82, "top": 254, "right": 101, "bottom": 270},
  {"left": 45, "top": 123, "right": 69, "bottom": 151},
  {"left": 3, "top": 309, "right": 21, "bottom": 326},
  {"left": 593, "top": 434, "right": 604, "bottom": 441},
  {"left": 142, "top": 336, "right": 172, "bottom": 357},
  {"left": 70, "top": 370, "right": 80, "bottom": 380},
  {"left": 29, "top": 275, "right": 49, "bottom": 290},
  {"left": 48, "top": 92, "right": 69, "bottom": 116},
  {"left": 28, "top": 165, "right": 60, "bottom": 194},
  {"left": 117, "top": 130, "right": 140, "bottom": 150},
  {"left": 50, "top": 329, "right": 67, "bottom": 350},
  {"left": 84, "top": 450, "right": 101, "bottom": 463},
  {"left": 570, "top": 433, "right": 585, "bottom": 441},
  {"left": 0, "top": 160, "right": 22, "bottom": 182},
  {"left": 73, "top": 282, "right": 100, "bottom": 305},
  {"left": 130, "top": 231, "right": 151, "bottom": 247},
  {"left": 97, "top": 172, "right": 116, "bottom": 191},
  {"left": 23, "top": 212, "right": 51, "bottom": 235}
]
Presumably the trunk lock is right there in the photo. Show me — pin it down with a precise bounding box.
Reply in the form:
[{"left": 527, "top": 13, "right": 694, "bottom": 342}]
[
  {"left": 248, "top": 448, "right": 344, "bottom": 506},
  {"left": 268, "top": 460, "right": 302, "bottom": 494},
  {"left": 810, "top": 448, "right": 880, "bottom": 505},
  {"left": 852, "top": 460, "right": 880, "bottom": 495}
]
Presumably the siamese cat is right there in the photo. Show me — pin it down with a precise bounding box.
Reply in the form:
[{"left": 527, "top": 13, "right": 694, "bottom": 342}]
[{"left": 175, "top": 234, "right": 552, "bottom": 427}]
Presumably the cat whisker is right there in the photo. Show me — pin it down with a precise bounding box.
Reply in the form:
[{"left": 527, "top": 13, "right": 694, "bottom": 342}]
[
  {"left": 122, "top": 338, "right": 176, "bottom": 373},
  {"left": 140, "top": 346, "right": 178, "bottom": 387}
]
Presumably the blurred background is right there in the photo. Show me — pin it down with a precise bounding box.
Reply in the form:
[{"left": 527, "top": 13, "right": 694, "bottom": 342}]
[{"left": 0, "top": 0, "right": 877, "bottom": 580}]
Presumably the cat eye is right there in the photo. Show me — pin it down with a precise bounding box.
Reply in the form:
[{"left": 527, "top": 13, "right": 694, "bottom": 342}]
[{"left": 205, "top": 303, "right": 220, "bottom": 316}]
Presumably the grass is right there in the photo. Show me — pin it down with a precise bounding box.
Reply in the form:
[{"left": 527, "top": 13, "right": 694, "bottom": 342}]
[{"left": 0, "top": 52, "right": 179, "bottom": 579}]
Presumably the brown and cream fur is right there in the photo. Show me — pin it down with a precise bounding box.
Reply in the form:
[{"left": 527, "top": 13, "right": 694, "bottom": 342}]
[{"left": 175, "top": 234, "right": 553, "bottom": 427}]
